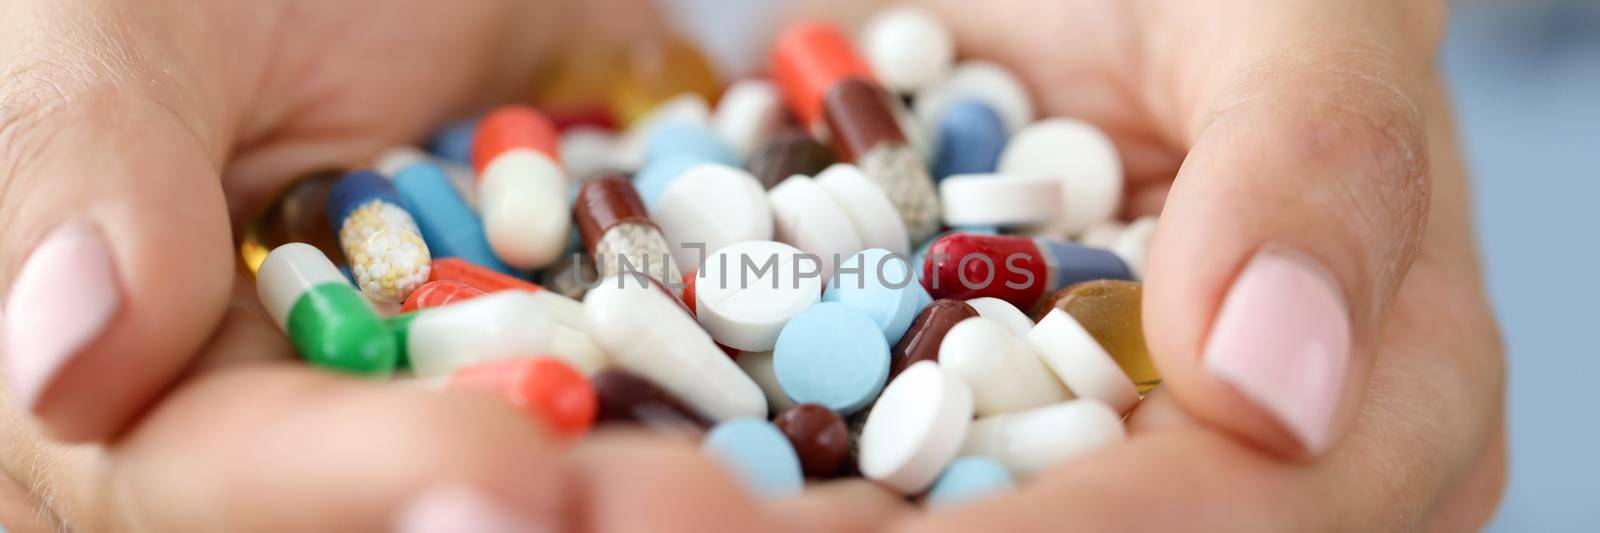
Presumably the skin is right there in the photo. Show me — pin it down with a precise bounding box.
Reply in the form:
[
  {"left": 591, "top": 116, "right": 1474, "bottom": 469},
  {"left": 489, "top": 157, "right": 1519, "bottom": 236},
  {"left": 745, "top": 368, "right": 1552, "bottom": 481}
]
[{"left": 0, "top": 0, "right": 1503, "bottom": 531}]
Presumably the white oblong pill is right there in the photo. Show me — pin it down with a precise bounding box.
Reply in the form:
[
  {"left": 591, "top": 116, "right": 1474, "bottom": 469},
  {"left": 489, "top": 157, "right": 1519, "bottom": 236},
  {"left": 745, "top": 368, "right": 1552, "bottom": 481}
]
[
  {"left": 1026, "top": 309, "right": 1140, "bottom": 414},
  {"left": 815, "top": 163, "right": 911, "bottom": 256},
  {"left": 1000, "top": 118, "right": 1124, "bottom": 237},
  {"left": 915, "top": 61, "right": 1035, "bottom": 138},
  {"left": 584, "top": 275, "right": 767, "bottom": 421},
  {"left": 257, "top": 243, "right": 350, "bottom": 329},
  {"left": 1076, "top": 220, "right": 1127, "bottom": 249},
  {"left": 1113, "top": 216, "right": 1157, "bottom": 280},
  {"left": 696, "top": 241, "right": 822, "bottom": 351},
  {"left": 712, "top": 79, "right": 784, "bottom": 163},
  {"left": 407, "top": 291, "right": 554, "bottom": 378},
  {"left": 560, "top": 126, "right": 621, "bottom": 185},
  {"left": 861, "top": 6, "right": 955, "bottom": 93},
  {"left": 615, "top": 93, "right": 711, "bottom": 172},
  {"left": 960, "top": 399, "right": 1125, "bottom": 477},
  {"left": 939, "top": 174, "right": 1062, "bottom": 227},
  {"left": 479, "top": 149, "right": 570, "bottom": 268},
  {"left": 769, "top": 175, "right": 864, "bottom": 281},
  {"left": 653, "top": 164, "right": 775, "bottom": 274},
  {"left": 939, "top": 317, "right": 1071, "bottom": 416},
  {"left": 737, "top": 350, "right": 795, "bottom": 414},
  {"left": 859, "top": 360, "right": 974, "bottom": 493},
  {"left": 963, "top": 297, "right": 1034, "bottom": 337}
]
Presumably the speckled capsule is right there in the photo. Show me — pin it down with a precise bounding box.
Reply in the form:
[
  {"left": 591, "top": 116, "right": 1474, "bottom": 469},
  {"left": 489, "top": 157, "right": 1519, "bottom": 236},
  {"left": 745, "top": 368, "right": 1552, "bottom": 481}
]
[{"left": 325, "top": 170, "right": 432, "bottom": 303}]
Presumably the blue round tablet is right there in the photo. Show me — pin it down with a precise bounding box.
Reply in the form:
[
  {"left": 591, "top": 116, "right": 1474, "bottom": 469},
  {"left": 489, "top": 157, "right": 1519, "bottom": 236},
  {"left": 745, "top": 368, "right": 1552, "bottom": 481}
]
[
  {"left": 823, "top": 249, "right": 933, "bottom": 345},
  {"left": 703, "top": 417, "right": 804, "bottom": 497},
  {"left": 925, "top": 456, "right": 1015, "bottom": 507},
  {"left": 774, "top": 302, "right": 891, "bottom": 415}
]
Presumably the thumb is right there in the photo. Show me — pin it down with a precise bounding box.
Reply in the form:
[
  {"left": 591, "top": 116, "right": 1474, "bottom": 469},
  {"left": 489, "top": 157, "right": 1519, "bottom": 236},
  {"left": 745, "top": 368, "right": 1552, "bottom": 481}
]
[
  {"left": 0, "top": 64, "right": 233, "bottom": 440},
  {"left": 1144, "top": 8, "right": 1435, "bottom": 458}
]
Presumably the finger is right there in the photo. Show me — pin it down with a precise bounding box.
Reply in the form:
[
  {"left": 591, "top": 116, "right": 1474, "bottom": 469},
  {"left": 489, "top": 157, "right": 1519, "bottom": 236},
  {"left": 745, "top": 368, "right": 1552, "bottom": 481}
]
[
  {"left": 767, "top": 479, "right": 912, "bottom": 533},
  {"left": 1138, "top": 0, "right": 1444, "bottom": 457}
]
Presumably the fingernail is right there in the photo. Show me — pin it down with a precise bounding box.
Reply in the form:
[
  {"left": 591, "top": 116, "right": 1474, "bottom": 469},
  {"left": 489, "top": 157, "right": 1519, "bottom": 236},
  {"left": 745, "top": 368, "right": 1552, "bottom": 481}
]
[
  {"left": 396, "top": 484, "right": 552, "bottom": 533},
  {"left": 3, "top": 220, "right": 121, "bottom": 412},
  {"left": 1203, "top": 249, "right": 1351, "bottom": 454}
]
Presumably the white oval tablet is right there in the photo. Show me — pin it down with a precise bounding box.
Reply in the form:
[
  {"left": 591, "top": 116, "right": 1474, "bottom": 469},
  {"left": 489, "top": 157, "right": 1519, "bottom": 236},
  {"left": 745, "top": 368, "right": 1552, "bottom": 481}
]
[
  {"left": 815, "top": 164, "right": 911, "bottom": 256},
  {"left": 1026, "top": 309, "right": 1140, "bottom": 414},
  {"left": 696, "top": 241, "right": 822, "bottom": 351},
  {"left": 963, "top": 297, "right": 1035, "bottom": 337},
  {"left": 860, "top": 6, "right": 955, "bottom": 93},
  {"left": 939, "top": 317, "right": 1072, "bottom": 416},
  {"left": 939, "top": 174, "right": 1062, "bottom": 227},
  {"left": 768, "top": 175, "right": 864, "bottom": 281},
  {"left": 653, "top": 164, "right": 776, "bottom": 274},
  {"left": 736, "top": 350, "right": 795, "bottom": 414},
  {"left": 584, "top": 275, "right": 767, "bottom": 421},
  {"left": 859, "top": 360, "right": 974, "bottom": 494},
  {"left": 1113, "top": 216, "right": 1157, "bottom": 280},
  {"left": 960, "top": 399, "right": 1125, "bottom": 477},
  {"left": 999, "top": 118, "right": 1124, "bottom": 236},
  {"left": 712, "top": 80, "right": 784, "bottom": 163}
]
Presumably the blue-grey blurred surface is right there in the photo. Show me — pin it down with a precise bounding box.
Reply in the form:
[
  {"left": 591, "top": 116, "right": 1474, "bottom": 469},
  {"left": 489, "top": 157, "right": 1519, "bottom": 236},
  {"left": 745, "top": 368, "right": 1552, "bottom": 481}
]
[{"left": 1446, "top": 0, "right": 1600, "bottom": 530}]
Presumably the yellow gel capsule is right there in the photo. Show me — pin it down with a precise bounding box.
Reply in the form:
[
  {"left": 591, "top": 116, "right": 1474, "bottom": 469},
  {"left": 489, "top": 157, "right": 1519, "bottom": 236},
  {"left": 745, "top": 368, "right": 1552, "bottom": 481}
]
[
  {"left": 240, "top": 169, "right": 345, "bottom": 275},
  {"left": 609, "top": 34, "right": 721, "bottom": 125},
  {"left": 1039, "top": 280, "right": 1160, "bottom": 394}
]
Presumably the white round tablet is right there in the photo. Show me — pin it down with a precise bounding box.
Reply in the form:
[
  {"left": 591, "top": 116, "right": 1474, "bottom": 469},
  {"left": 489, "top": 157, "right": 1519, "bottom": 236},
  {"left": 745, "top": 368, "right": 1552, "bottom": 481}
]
[
  {"left": 960, "top": 399, "right": 1125, "bottom": 477},
  {"left": 999, "top": 118, "right": 1124, "bottom": 236},
  {"left": 938, "top": 174, "right": 1063, "bottom": 227},
  {"left": 768, "top": 175, "right": 864, "bottom": 282},
  {"left": 939, "top": 317, "right": 1072, "bottom": 416},
  {"left": 1113, "top": 216, "right": 1157, "bottom": 280},
  {"left": 653, "top": 163, "right": 775, "bottom": 274},
  {"left": 963, "top": 297, "right": 1035, "bottom": 337},
  {"left": 712, "top": 79, "right": 784, "bottom": 163},
  {"left": 696, "top": 241, "right": 822, "bottom": 352},
  {"left": 815, "top": 164, "right": 911, "bottom": 256},
  {"left": 1025, "top": 309, "right": 1140, "bottom": 414},
  {"left": 861, "top": 6, "right": 955, "bottom": 93},
  {"left": 859, "top": 360, "right": 974, "bottom": 494}
]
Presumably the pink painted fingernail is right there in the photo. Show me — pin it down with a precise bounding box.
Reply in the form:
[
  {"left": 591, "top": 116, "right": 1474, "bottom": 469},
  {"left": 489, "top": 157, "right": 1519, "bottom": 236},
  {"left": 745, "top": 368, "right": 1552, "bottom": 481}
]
[
  {"left": 1203, "top": 249, "right": 1351, "bottom": 454},
  {"left": 396, "top": 484, "right": 551, "bottom": 533},
  {"left": 3, "top": 220, "right": 121, "bottom": 412}
]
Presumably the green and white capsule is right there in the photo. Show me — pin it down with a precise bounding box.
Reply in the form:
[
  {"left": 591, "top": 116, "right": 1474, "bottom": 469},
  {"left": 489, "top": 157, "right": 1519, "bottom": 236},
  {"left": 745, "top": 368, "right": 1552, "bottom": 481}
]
[
  {"left": 384, "top": 290, "right": 570, "bottom": 378},
  {"left": 257, "top": 243, "right": 398, "bottom": 375}
]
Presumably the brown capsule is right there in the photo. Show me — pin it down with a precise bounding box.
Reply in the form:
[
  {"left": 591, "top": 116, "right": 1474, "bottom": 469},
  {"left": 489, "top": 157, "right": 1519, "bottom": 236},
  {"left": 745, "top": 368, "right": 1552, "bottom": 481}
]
[
  {"left": 745, "top": 130, "right": 835, "bottom": 189},
  {"left": 888, "top": 299, "right": 980, "bottom": 380},
  {"left": 240, "top": 168, "right": 345, "bottom": 274},
  {"left": 774, "top": 404, "right": 850, "bottom": 478},
  {"left": 1039, "top": 280, "right": 1160, "bottom": 393},
  {"left": 822, "top": 77, "right": 907, "bottom": 162},
  {"left": 573, "top": 176, "right": 655, "bottom": 254},
  {"left": 591, "top": 369, "right": 711, "bottom": 434}
]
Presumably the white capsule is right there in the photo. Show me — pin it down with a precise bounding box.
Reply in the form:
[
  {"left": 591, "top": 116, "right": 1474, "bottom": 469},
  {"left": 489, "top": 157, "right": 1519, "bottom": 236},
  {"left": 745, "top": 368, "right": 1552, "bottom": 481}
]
[
  {"left": 583, "top": 275, "right": 767, "bottom": 421},
  {"left": 815, "top": 164, "right": 911, "bottom": 256},
  {"left": 479, "top": 149, "right": 570, "bottom": 269},
  {"left": 861, "top": 6, "right": 955, "bottom": 93},
  {"left": 939, "top": 317, "right": 1072, "bottom": 416},
  {"left": 1027, "top": 309, "right": 1140, "bottom": 414},
  {"left": 859, "top": 361, "right": 973, "bottom": 493},
  {"left": 960, "top": 399, "right": 1125, "bottom": 477},
  {"left": 652, "top": 164, "right": 775, "bottom": 274},
  {"left": 939, "top": 174, "right": 1063, "bottom": 227},
  {"left": 712, "top": 79, "right": 784, "bottom": 163},
  {"left": 256, "top": 243, "right": 350, "bottom": 329},
  {"left": 695, "top": 241, "right": 821, "bottom": 352},
  {"left": 405, "top": 291, "right": 554, "bottom": 378},
  {"left": 1000, "top": 118, "right": 1124, "bottom": 237},
  {"left": 768, "top": 175, "right": 864, "bottom": 282}
]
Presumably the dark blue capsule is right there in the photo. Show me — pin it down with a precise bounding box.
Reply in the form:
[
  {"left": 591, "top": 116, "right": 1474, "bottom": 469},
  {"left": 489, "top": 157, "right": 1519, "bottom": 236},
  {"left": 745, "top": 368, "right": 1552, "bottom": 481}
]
[{"left": 933, "top": 99, "right": 1008, "bottom": 181}]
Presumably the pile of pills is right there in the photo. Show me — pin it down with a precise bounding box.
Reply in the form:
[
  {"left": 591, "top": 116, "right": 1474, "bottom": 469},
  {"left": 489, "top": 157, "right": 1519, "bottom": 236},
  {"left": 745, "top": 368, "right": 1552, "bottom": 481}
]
[{"left": 243, "top": 6, "right": 1161, "bottom": 507}]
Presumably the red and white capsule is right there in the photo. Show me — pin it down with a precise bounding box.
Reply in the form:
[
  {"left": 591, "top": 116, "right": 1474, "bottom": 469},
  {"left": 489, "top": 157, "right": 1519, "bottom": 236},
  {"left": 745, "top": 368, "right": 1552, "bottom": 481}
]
[{"left": 473, "top": 105, "right": 571, "bottom": 269}]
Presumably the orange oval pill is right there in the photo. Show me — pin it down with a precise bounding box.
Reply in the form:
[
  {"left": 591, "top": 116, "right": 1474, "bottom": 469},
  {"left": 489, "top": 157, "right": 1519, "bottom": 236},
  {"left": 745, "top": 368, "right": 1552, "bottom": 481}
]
[
  {"left": 451, "top": 357, "right": 597, "bottom": 439},
  {"left": 472, "top": 105, "right": 560, "bottom": 173}
]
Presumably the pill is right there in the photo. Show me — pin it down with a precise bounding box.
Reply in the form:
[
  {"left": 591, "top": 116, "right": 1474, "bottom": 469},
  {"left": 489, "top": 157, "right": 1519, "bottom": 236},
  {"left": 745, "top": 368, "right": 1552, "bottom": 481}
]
[
  {"left": 860, "top": 6, "right": 954, "bottom": 93},
  {"left": 584, "top": 275, "right": 766, "bottom": 421},
  {"left": 962, "top": 297, "right": 1035, "bottom": 337},
  {"left": 394, "top": 162, "right": 516, "bottom": 275},
  {"left": 768, "top": 175, "right": 864, "bottom": 281},
  {"left": 824, "top": 249, "right": 931, "bottom": 345},
  {"left": 940, "top": 316, "right": 1072, "bottom": 416},
  {"left": 387, "top": 291, "right": 553, "bottom": 378},
  {"left": 932, "top": 100, "right": 1009, "bottom": 181},
  {"left": 772, "top": 21, "right": 874, "bottom": 132},
  {"left": 323, "top": 170, "right": 433, "bottom": 303},
  {"left": 924, "top": 456, "right": 1015, "bottom": 507},
  {"left": 427, "top": 258, "right": 584, "bottom": 330},
  {"left": 611, "top": 34, "right": 721, "bottom": 126},
  {"left": 914, "top": 61, "right": 1035, "bottom": 138},
  {"left": 938, "top": 174, "right": 1062, "bottom": 227},
  {"left": 822, "top": 77, "right": 942, "bottom": 242},
  {"left": 1039, "top": 280, "right": 1158, "bottom": 394},
  {"left": 960, "top": 399, "right": 1125, "bottom": 477},
  {"left": 538, "top": 250, "right": 600, "bottom": 301},
  {"left": 921, "top": 232, "right": 1133, "bottom": 310},
  {"left": 574, "top": 177, "right": 683, "bottom": 290},
  {"left": 712, "top": 79, "right": 785, "bottom": 163},
  {"left": 1076, "top": 220, "right": 1127, "bottom": 249},
  {"left": 703, "top": 417, "right": 805, "bottom": 497},
  {"left": 737, "top": 350, "right": 796, "bottom": 414},
  {"left": 379, "top": 148, "right": 480, "bottom": 208},
  {"left": 472, "top": 106, "right": 571, "bottom": 269},
  {"left": 256, "top": 243, "right": 397, "bottom": 375},
  {"left": 773, "top": 302, "right": 890, "bottom": 415},
  {"left": 889, "top": 299, "right": 978, "bottom": 380},
  {"left": 858, "top": 360, "right": 973, "bottom": 494},
  {"left": 814, "top": 164, "right": 911, "bottom": 256},
  {"left": 635, "top": 121, "right": 740, "bottom": 206},
  {"left": 560, "top": 126, "right": 622, "bottom": 185},
  {"left": 652, "top": 164, "right": 775, "bottom": 274},
  {"left": 401, "top": 279, "right": 487, "bottom": 313},
  {"left": 373, "top": 145, "right": 431, "bottom": 177},
  {"left": 695, "top": 241, "right": 821, "bottom": 351},
  {"left": 428, "top": 116, "right": 480, "bottom": 165},
  {"left": 449, "top": 357, "right": 597, "bottom": 439},
  {"left": 240, "top": 169, "right": 343, "bottom": 274},
  {"left": 745, "top": 130, "right": 836, "bottom": 189},
  {"left": 998, "top": 118, "right": 1123, "bottom": 236},
  {"left": 773, "top": 404, "right": 850, "bottom": 478},
  {"left": 1112, "top": 215, "right": 1157, "bottom": 280},
  {"left": 1027, "top": 309, "right": 1140, "bottom": 413},
  {"left": 592, "top": 368, "right": 711, "bottom": 433},
  {"left": 614, "top": 93, "right": 711, "bottom": 172}
]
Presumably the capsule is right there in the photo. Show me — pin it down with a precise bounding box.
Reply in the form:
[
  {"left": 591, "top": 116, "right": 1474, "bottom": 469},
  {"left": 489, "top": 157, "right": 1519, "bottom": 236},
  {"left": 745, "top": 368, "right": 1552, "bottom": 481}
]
[
  {"left": 774, "top": 22, "right": 942, "bottom": 242},
  {"left": 324, "top": 170, "right": 432, "bottom": 303},
  {"left": 1038, "top": 280, "right": 1159, "bottom": 394},
  {"left": 401, "top": 279, "right": 486, "bottom": 312},
  {"left": 592, "top": 368, "right": 712, "bottom": 435},
  {"left": 256, "top": 243, "right": 397, "bottom": 375},
  {"left": 240, "top": 169, "right": 343, "bottom": 274},
  {"left": 745, "top": 129, "right": 836, "bottom": 189},
  {"left": 385, "top": 291, "right": 553, "bottom": 378},
  {"left": 450, "top": 357, "right": 598, "bottom": 439},
  {"left": 573, "top": 177, "right": 683, "bottom": 291},
  {"left": 921, "top": 232, "right": 1133, "bottom": 311},
  {"left": 472, "top": 105, "right": 571, "bottom": 269},
  {"left": 888, "top": 299, "right": 979, "bottom": 380},
  {"left": 959, "top": 399, "right": 1125, "bottom": 477},
  {"left": 393, "top": 162, "right": 515, "bottom": 275},
  {"left": 423, "top": 258, "right": 605, "bottom": 374}
]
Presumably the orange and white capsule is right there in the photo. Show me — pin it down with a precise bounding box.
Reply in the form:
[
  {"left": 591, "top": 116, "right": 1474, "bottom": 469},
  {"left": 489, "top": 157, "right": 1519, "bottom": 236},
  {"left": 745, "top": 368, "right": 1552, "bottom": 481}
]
[{"left": 473, "top": 106, "right": 571, "bottom": 269}]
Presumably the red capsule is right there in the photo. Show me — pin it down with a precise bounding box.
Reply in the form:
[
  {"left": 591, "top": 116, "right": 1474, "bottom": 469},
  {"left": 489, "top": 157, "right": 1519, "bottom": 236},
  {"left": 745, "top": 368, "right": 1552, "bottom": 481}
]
[
  {"left": 922, "top": 232, "right": 1051, "bottom": 310},
  {"left": 450, "top": 357, "right": 597, "bottom": 439},
  {"left": 430, "top": 257, "right": 548, "bottom": 294},
  {"left": 772, "top": 21, "right": 874, "bottom": 131},
  {"left": 472, "top": 105, "right": 561, "bottom": 173},
  {"left": 402, "top": 279, "right": 488, "bottom": 312}
]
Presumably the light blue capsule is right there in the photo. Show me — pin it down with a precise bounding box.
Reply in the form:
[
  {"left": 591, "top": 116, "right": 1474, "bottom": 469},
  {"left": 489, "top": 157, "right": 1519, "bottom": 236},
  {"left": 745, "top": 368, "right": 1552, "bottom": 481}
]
[{"left": 393, "top": 163, "right": 517, "bottom": 275}]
